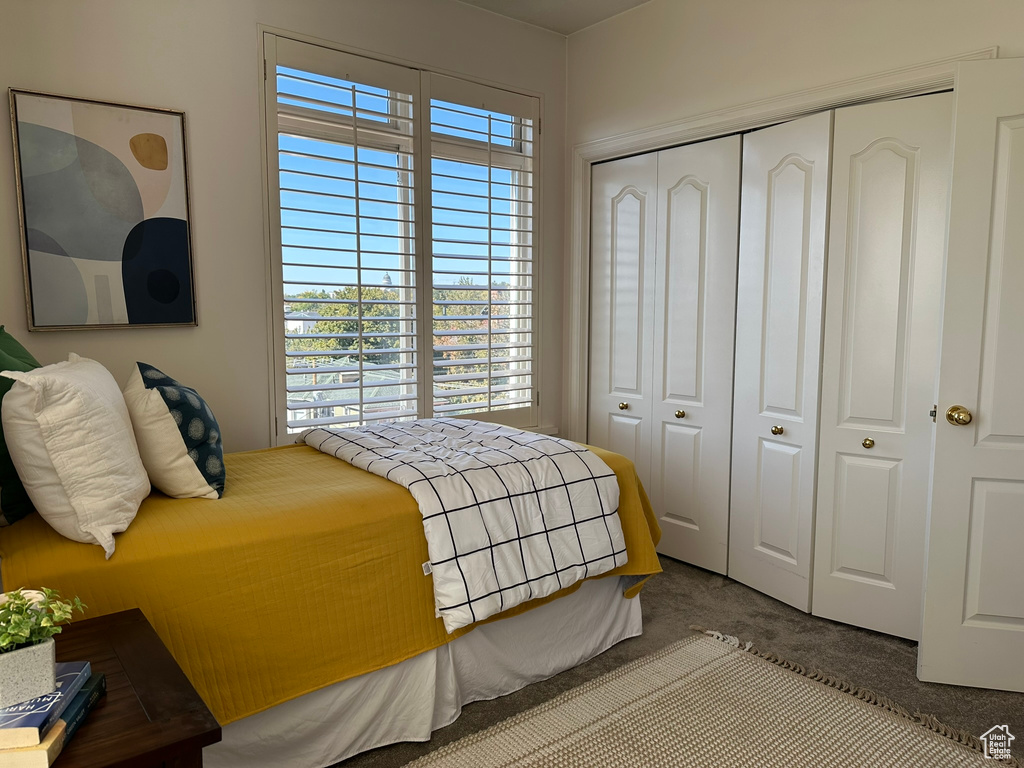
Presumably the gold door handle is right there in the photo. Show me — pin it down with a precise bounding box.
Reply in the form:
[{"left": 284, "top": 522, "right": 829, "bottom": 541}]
[
  {"left": 770, "top": 425, "right": 784, "bottom": 436},
  {"left": 945, "top": 405, "right": 973, "bottom": 426},
  {"left": 675, "top": 410, "right": 686, "bottom": 419},
  {"left": 862, "top": 437, "right": 875, "bottom": 449},
  {"left": 618, "top": 402, "right": 629, "bottom": 411}
]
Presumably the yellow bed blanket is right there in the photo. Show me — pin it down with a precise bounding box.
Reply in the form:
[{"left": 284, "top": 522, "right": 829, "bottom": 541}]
[{"left": 0, "top": 443, "right": 661, "bottom": 724}]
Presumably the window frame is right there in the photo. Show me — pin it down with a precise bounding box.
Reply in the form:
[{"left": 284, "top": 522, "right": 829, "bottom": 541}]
[{"left": 260, "top": 32, "right": 541, "bottom": 443}]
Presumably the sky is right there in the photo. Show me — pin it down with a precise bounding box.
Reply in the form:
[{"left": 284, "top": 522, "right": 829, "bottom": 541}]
[{"left": 276, "top": 66, "right": 533, "bottom": 297}]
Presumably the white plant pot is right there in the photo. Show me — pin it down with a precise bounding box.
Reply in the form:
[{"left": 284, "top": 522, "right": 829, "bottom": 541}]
[{"left": 0, "top": 638, "right": 56, "bottom": 708}]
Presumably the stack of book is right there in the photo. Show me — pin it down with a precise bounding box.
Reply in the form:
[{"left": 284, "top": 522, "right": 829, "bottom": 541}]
[{"left": 0, "top": 663, "right": 106, "bottom": 768}]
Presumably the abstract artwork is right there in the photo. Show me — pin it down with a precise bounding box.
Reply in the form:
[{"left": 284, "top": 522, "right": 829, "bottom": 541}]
[{"left": 9, "top": 90, "right": 196, "bottom": 330}]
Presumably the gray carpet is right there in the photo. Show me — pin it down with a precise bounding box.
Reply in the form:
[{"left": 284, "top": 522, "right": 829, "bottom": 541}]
[{"left": 340, "top": 556, "right": 1024, "bottom": 766}]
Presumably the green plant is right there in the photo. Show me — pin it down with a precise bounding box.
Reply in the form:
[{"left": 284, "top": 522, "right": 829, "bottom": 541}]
[{"left": 0, "top": 588, "right": 85, "bottom": 653}]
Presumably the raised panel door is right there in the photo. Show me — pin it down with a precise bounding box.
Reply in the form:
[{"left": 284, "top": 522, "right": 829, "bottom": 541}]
[
  {"left": 588, "top": 154, "right": 658, "bottom": 488},
  {"left": 728, "top": 111, "right": 832, "bottom": 611},
  {"left": 650, "top": 136, "right": 740, "bottom": 573},
  {"left": 919, "top": 58, "right": 1024, "bottom": 692},
  {"left": 813, "top": 93, "right": 953, "bottom": 640}
]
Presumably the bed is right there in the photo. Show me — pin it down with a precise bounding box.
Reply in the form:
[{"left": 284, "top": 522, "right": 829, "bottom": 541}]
[{"left": 0, "top": 441, "right": 661, "bottom": 766}]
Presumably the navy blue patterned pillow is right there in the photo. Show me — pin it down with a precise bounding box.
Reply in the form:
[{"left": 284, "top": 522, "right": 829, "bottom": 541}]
[{"left": 122, "top": 363, "right": 225, "bottom": 499}]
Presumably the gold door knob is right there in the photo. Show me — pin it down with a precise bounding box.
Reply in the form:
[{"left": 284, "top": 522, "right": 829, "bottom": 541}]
[
  {"left": 675, "top": 410, "right": 686, "bottom": 419},
  {"left": 770, "top": 425, "right": 784, "bottom": 436},
  {"left": 945, "top": 405, "right": 973, "bottom": 426},
  {"left": 862, "top": 437, "right": 875, "bottom": 449},
  {"left": 618, "top": 402, "right": 629, "bottom": 411}
]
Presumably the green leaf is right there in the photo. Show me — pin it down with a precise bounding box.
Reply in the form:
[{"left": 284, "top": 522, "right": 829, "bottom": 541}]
[{"left": 0, "top": 587, "right": 85, "bottom": 649}]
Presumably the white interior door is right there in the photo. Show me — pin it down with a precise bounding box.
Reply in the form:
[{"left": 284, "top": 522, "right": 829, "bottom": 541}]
[
  {"left": 588, "top": 154, "right": 658, "bottom": 489},
  {"left": 918, "top": 58, "right": 1024, "bottom": 692},
  {"left": 812, "top": 93, "right": 953, "bottom": 640},
  {"left": 728, "top": 111, "right": 832, "bottom": 611},
  {"left": 651, "top": 136, "right": 740, "bottom": 573}
]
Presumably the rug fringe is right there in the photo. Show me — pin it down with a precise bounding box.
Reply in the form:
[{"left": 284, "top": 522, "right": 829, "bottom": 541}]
[
  {"left": 690, "top": 625, "right": 1020, "bottom": 767},
  {"left": 695, "top": 628, "right": 753, "bottom": 651}
]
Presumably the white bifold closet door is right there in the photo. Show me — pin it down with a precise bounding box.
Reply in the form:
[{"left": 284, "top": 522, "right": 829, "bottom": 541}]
[
  {"left": 589, "top": 138, "right": 739, "bottom": 573},
  {"left": 589, "top": 153, "right": 658, "bottom": 490},
  {"left": 728, "top": 111, "right": 832, "bottom": 612},
  {"left": 812, "top": 93, "right": 953, "bottom": 640},
  {"left": 650, "top": 137, "right": 740, "bottom": 574}
]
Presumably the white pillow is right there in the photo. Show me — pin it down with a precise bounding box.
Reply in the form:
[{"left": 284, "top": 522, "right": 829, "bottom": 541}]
[
  {"left": 0, "top": 354, "right": 150, "bottom": 558},
  {"left": 122, "top": 363, "right": 223, "bottom": 499}
]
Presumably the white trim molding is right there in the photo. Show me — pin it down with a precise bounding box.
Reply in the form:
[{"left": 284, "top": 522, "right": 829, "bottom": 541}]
[{"left": 563, "top": 46, "right": 998, "bottom": 443}]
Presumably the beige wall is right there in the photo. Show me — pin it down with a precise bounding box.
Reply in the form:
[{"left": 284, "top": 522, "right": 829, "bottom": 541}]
[
  {"left": 0, "top": 0, "right": 566, "bottom": 450},
  {"left": 567, "top": 0, "right": 1024, "bottom": 146}
]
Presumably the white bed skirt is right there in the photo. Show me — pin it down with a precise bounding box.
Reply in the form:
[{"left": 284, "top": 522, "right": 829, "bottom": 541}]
[{"left": 205, "top": 576, "right": 642, "bottom": 768}]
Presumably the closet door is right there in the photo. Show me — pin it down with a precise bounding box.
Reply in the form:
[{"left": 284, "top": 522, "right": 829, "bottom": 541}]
[
  {"left": 588, "top": 154, "right": 658, "bottom": 488},
  {"left": 728, "top": 112, "right": 832, "bottom": 611},
  {"left": 650, "top": 136, "right": 740, "bottom": 573},
  {"left": 812, "top": 94, "right": 952, "bottom": 640}
]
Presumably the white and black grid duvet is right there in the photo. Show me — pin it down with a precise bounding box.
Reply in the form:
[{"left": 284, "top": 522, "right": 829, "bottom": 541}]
[{"left": 302, "top": 419, "right": 627, "bottom": 632}]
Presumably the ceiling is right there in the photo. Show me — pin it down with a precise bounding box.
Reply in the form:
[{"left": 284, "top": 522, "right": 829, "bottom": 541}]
[{"left": 457, "top": 0, "right": 653, "bottom": 35}]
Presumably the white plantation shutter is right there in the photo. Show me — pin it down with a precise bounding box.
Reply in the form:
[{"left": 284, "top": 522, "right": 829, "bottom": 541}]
[
  {"left": 429, "top": 75, "right": 537, "bottom": 420},
  {"left": 266, "top": 37, "right": 539, "bottom": 437},
  {"left": 274, "top": 42, "right": 420, "bottom": 430}
]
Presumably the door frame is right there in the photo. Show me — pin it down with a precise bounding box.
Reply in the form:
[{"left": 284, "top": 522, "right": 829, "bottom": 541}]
[{"left": 564, "top": 46, "right": 998, "bottom": 444}]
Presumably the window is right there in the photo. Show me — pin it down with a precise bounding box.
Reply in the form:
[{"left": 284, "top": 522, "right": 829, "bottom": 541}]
[
  {"left": 429, "top": 78, "right": 535, "bottom": 417},
  {"left": 264, "top": 37, "right": 538, "bottom": 438}
]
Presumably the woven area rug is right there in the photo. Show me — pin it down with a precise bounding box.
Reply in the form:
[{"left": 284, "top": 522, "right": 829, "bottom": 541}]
[{"left": 406, "top": 630, "right": 1017, "bottom": 767}]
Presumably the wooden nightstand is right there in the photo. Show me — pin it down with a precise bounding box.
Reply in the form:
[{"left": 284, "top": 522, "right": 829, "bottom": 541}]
[{"left": 52, "top": 609, "right": 221, "bottom": 768}]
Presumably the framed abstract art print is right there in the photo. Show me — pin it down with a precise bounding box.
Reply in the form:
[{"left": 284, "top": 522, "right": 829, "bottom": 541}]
[{"left": 9, "top": 89, "right": 197, "bottom": 330}]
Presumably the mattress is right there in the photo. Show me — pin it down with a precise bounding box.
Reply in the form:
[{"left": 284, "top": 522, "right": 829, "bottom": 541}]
[
  {"left": 0, "top": 443, "right": 661, "bottom": 724},
  {"left": 207, "top": 575, "right": 642, "bottom": 768}
]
